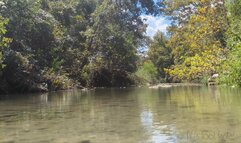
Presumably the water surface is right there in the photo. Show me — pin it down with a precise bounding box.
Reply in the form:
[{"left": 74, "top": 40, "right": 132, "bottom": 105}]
[{"left": 0, "top": 86, "right": 241, "bottom": 143}]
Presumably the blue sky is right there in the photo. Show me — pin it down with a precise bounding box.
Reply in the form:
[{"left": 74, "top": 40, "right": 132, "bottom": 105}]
[
  {"left": 138, "top": 15, "right": 171, "bottom": 53},
  {"left": 141, "top": 15, "right": 171, "bottom": 38}
]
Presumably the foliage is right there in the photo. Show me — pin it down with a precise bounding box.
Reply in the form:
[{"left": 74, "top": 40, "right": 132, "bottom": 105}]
[
  {"left": 219, "top": 45, "right": 241, "bottom": 86},
  {"left": 0, "top": 0, "right": 161, "bottom": 93},
  {"left": 0, "top": 16, "right": 11, "bottom": 71},
  {"left": 136, "top": 60, "right": 158, "bottom": 84},
  {"left": 164, "top": 0, "right": 228, "bottom": 82},
  {"left": 1, "top": 0, "right": 241, "bottom": 93},
  {"left": 43, "top": 68, "right": 73, "bottom": 91},
  {"left": 148, "top": 31, "right": 173, "bottom": 82},
  {"left": 219, "top": 0, "right": 241, "bottom": 86},
  {"left": 81, "top": 0, "right": 160, "bottom": 87}
]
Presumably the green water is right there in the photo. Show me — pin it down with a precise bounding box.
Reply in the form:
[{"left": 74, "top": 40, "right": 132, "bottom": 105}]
[{"left": 0, "top": 86, "right": 241, "bottom": 143}]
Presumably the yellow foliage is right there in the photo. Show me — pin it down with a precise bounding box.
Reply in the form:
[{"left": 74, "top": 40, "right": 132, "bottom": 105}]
[{"left": 166, "top": 0, "right": 227, "bottom": 81}]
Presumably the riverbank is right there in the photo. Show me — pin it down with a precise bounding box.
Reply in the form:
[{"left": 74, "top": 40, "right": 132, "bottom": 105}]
[
  {"left": 0, "top": 81, "right": 230, "bottom": 96},
  {"left": 149, "top": 83, "right": 203, "bottom": 89}
]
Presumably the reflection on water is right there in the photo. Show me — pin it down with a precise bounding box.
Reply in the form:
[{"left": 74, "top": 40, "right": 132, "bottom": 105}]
[
  {"left": 140, "top": 109, "right": 176, "bottom": 143},
  {"left": 0, "top": 86, "right": 241, "bottom": 143}
]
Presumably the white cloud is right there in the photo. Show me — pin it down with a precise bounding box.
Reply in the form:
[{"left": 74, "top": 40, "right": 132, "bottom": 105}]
[{"left": 141, "top": 15, "right": 170, "bottom": 38}]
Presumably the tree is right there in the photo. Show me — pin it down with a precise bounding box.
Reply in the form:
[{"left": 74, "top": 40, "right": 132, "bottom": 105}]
[
  {"left": 164, "top": 0, "right": 228, "bottom": 82},
  {"left": 0, "top": 16, "right": 11, "bottom": 71},
  {"left": 136, "top": 60, "right": 158, "bottom": 84},
  {"left": 0, "top": 0, "right": 72, "bottom": 92},
  {"left": 82, "top": 0, "right": 161, "bottom": 86},
  {"left": 148, "top": 31, "right": 173, "bottom": 81},
  {"left": 0, "top": 0, "right": 163, "bottom": 93},
  {"left": 219, "top": 0, "right": 241, "bottom": 86}
]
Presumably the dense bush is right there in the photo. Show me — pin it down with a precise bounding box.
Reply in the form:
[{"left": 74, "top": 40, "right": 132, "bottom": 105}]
[
  {"left": 218, "top": 0, "right": 241, "bottom": 87},
  {"left": 136, "top": 60, "right": 158, "bottom": 84}
]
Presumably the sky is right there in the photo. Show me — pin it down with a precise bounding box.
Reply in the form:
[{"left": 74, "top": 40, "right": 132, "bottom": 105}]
[
  {"left": 141, "top": 15, "right": 171, "bottom": 38},
  {"left": 138, "top": 15, "right": 171, "bottom": 53}
]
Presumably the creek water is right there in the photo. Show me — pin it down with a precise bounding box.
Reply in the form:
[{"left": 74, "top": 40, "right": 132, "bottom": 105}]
[{"left": 0, "top": 86, "right": 241, "bottom": 143}]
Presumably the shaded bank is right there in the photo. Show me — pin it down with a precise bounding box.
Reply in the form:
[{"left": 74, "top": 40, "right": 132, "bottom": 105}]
[{"left": 0, "top": 0, "right": 161, "bottom": 94}]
